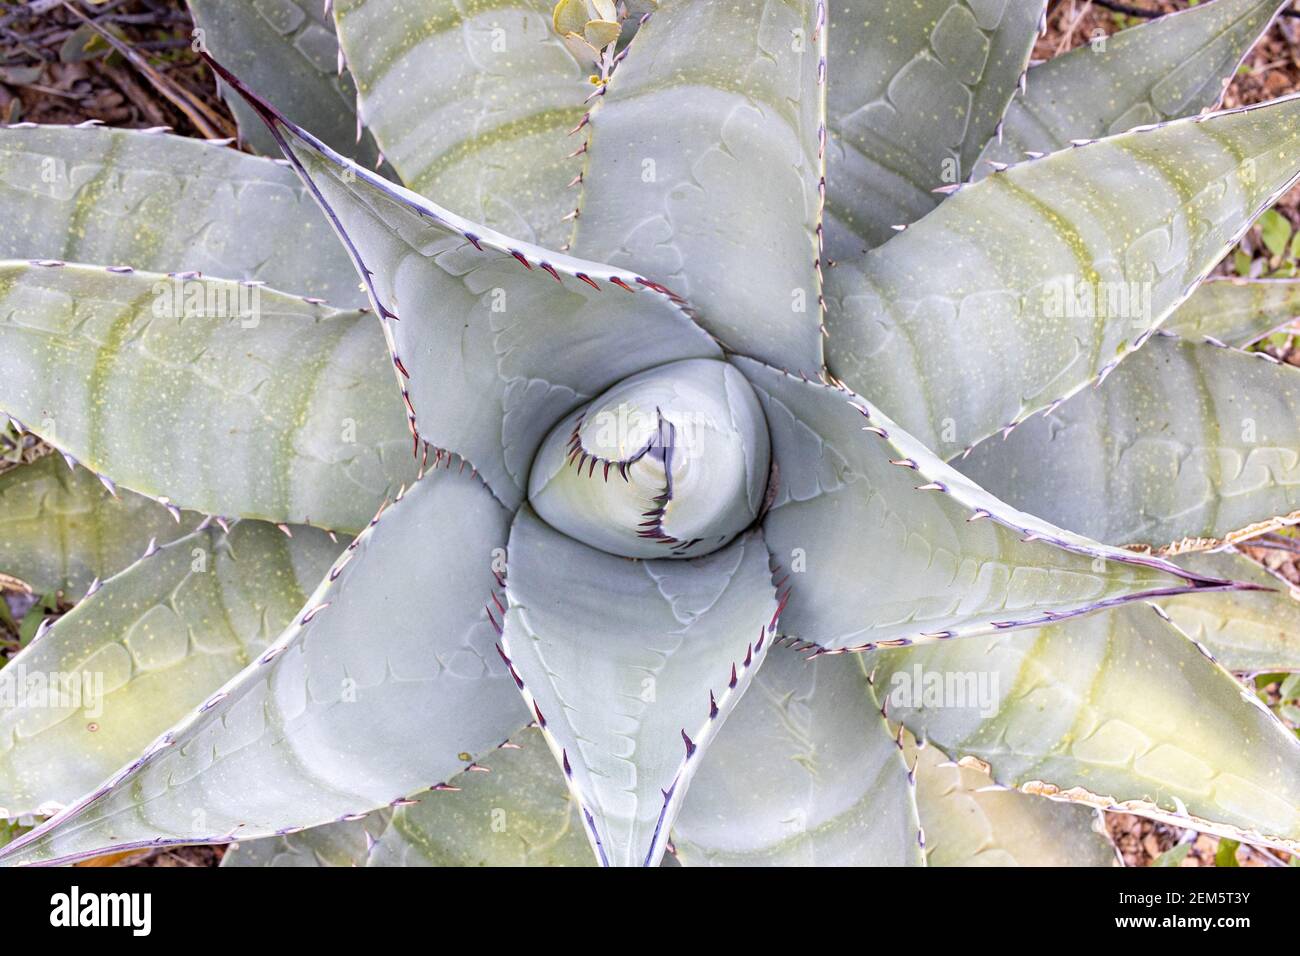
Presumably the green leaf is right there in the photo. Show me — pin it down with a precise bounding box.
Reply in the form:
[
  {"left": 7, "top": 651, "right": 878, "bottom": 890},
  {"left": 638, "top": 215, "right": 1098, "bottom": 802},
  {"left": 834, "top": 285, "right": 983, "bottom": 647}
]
[
  {"left": 873, "top": 602, "right": 1300, "bottom": 852},
  {"left": 1215, "top": 836, "right": 1241, "bottom": 866},
  {"left": 733, "top": 356, "right": 1225, "bottom": 653},
  {"left": 188, "top": 0, "right": 383, "bottom": 170},
  {"left": 500, "top": 506, "right": 778, "bottom": 867},
  {"left": 0, "top": 455, "right": 202, "bottom": 599},
  {"left": 825, "top": 93, "right": 1300, "bottom": 459},
  {"left": 1165, "top": 276, "right": 1300, "bottom": 345},
  {"left": 0, "top": 466, "right": 528, "bottom": 866},
  {"left": 1153, "top": 842, "right": 1192, "bottom": 866},
  {"left": 0, "top": 521, "right": 342, "bottom": 818},
  {"left": 208, "top": 70, "right": 720, "bottom": 508},
  {"left": 223, "top": 727, "right": 594, "bottom": 866},
  {"left": 0, "top": 125, "right": 361, "bottom": 307},
  {"left": 957, "top": 335, "right": 1300, "bottom": 551},
  {"left": 1158, "top": 550, "right": 1300, "bottom": 673},
  {"left": 978, "top": 0, "right": 1285, "bottom": 172},
  {"left": 1259, "top": 208, "right": 1295, "bottom": 259},
  {"left": 367, "top": 728, "right": 593, "bottom": 866},
  {"left": 220, "top": 813, "right": 387, "bottom": 867},
  {"left": 16, "top": 594, "right": 57, "bottom": 650},
  {"left": 553, "top": 0, "right": 590, "bottom": 37},
  {"left": 570, "top": 0, "right": 826, "bottom": 375},
  {"left": 583, "top": 19, "right": 621, "bottom": 49},
  {"left": 826, "top": 0, "right": 1044, "bottom": 253},
  {"left": 0, "top": 261, "right": 417, "bottom": 534},
  {"left": 909, "top": 736, "right": 1118, "bottom": 866},
  {"left": 672, "top": 646, "right": 923, "bottom": 866},
  {"left": 333, "top": 0, "right": 588, "bottom": 248}
]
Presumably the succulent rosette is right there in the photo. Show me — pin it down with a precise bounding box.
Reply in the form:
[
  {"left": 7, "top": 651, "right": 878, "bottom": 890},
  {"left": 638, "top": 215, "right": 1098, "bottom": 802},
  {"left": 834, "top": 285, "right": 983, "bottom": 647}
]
[{"left": 2, "top": 0, "right": 1300, "bottom": 867}]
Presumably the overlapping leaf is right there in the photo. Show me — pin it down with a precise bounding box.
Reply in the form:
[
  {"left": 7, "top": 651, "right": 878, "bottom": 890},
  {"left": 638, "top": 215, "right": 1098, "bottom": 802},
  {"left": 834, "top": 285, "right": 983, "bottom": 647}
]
[
  {"left": 1165, "top": 276, "right": 1300, "bottom": 345},
  {"left": 907, "top": 736, "right": 1118, "bottom": 866},
  {"left": 570, "top": 0, "right": 826, "bottom": 373},
  {"left": 0, "top": 455, "right": 201, "bottom": 598},
  {"left": 222, "top": 727, "right": 593, "bottom": 867},
  {"left": 0, "top": 125, "right": 360, "bottom": 305},
  {"left": 366, "top": 728, "right": 592, "bottom": 866},
  {"left": 735, "top": 357, "right": 1231, "bottom": 652},
  {"left": 672, "top": 646, "right": 922, "bottom": 866},
  {"left": 0, "top": 262, "right": 416, "bottom": 533},
  {"left": 825, "top": 93, "right": 1300, "bottom": 458},
  {"left": 826, "top": 0, "right": 1044, "bottom": 253},
  {"left": 333, "top": 0, "right": 588, "bottom": 247},
  {"left": 873, "top": 603, "right": 1300, "bottom": 851},
  {"left": 1160, "top": 549, "right": 1300, "bottom": 673},
  {"left": 189, "top": 0, "right": 383, "bottom": 168},
  {"left": 209, "top": 64, "right": 720, "bottom": 508},
  {"left": 0, "top": 521, "right": 341, "bottom": 817},
  {"left": 500, "top": 507, "right": 778, "bottom": 867},
  {"left": 960, "top": 335, "right": 1300, "bottom": 550},
  {"left": 978, "top": 0, "right": 1285, "bottom": 172},
  {"left": 220, "top": 814, "right": 385, "bottom": 867},
  {"left": 0, "top": 466, "right": 527, "bottom": 866}
]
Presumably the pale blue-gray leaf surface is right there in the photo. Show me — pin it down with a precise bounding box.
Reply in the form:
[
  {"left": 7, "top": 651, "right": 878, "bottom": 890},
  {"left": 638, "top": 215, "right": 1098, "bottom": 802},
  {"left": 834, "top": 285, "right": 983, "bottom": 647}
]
[
  {"left": 500, "top": 506, "right": 778, "bottom": 866},
  {"left": 0, "top": 465, "right": 527, "bottom": 866},
  {"left": 827, "top": 0, "right": 1044, "bottom": 253},
  {"left": 825, "top": 93, "right": 1300, "bottom": 459},
  {"left": 735, "top": 357, "right": 1229, "bottom": 652}
]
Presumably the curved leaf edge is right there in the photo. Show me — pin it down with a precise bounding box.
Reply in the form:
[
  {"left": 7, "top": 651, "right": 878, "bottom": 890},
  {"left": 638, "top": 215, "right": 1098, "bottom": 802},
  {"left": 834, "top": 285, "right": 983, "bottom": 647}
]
[
  {"left": 906, "top": 92, "right": 1300, "bottom": 461},
  {"left": 1111, "top": 330, "right": 1300, "bottom": 556},
  {"left": 735, "top": 358, "right": 1268, "bottom": 654},
  {"left": 994, "top": 0, "right": 1286, "bottom": 172},
  {"left": 494, "top": 526, "right": 788, "bottom": 868},
  {"left": 0, "top": 453, "right": 504, "bottom": 867},
  {"left": 201, "top": 53, "right": 712, "bottom": 471},
  {"left": 0, "top": 258, "right": 380, "bottom": 533},
  {"left": 875, "top": 602, "right": 1300, "bottom": 855}
]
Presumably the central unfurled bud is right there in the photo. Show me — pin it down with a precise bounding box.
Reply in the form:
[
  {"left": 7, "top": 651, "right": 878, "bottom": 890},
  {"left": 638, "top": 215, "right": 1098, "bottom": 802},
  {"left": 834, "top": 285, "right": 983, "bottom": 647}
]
[{"left": 528, "top": 359, "right": 770, "bottom": 559}]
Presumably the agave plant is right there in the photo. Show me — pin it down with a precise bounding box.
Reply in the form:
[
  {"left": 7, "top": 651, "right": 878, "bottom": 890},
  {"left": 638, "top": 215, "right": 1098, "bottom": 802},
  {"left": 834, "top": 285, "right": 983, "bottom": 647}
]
[{"left": 2, "top": 0, "right": 1300, "bottom": 868}]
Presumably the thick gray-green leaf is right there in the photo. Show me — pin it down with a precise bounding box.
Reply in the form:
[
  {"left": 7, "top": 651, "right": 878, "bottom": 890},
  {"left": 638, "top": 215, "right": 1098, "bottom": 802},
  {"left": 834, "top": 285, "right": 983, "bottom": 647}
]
[
  {"left": 1159, "top": 549, "right": 1300, "bottom": 672},
  {"left": 735, "top": 357, "right": 1226, "bottom": 652},
  {"left": 571, "top": 0, "right": 825, "bottom": 374},
  {"left": 826, "top": 0, "right": 1044, "bottom": 254},
  {"left": 825, "top": 93, "right": 1300, "bottom": 459},
  {"left": 333, "top": 0, "right": 588, "bottom": 248},
  {"left": 908, "top": 737, "right": 1118, "bottom": 866},
  {"left": 220, "top": 813, "right": 386, "bottom": 867},
  {"left": 978, "top": 0, "right": 1285, "bottom": 173},
  {"left": 0, "top": 466, "right": 528, "bottom": 866},
  {"left": 0, "top": 262, "right": 416, "bottom": 533},
  {"left": 223, "top": 727, "right": 593, "bottom": 866},
  {"left": 873, "top": 602, "right": 1300, "bottom": 852},
  {"left": 958, "top": 335, "right": 1300, "bottom": 550},
  {"left": 672, "top": 646, "right": 923, "bottom": 866},
  {"left": 213, "top": 76, "right": 720, "bottom": 508},
  {"left": 367, "top": 728, "right": 592, "bottom": 866},
  {"left": 0, "top": 124, "right": 361, "bottom": 306},
  {"left": 500, "top": 507, "right": 778, "bottom": 867},
  {"left": 0, "top": 455, "right": 200, "bottom": 598},
  {"left": 0, "top": 522, "right": 341, "bottom": 818},
  {"left": 1165, "top": 276, "right": 1300, "bottom": 346},
  {"left": 189, "top": 0, "right": 382, "bottom": 168}
]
